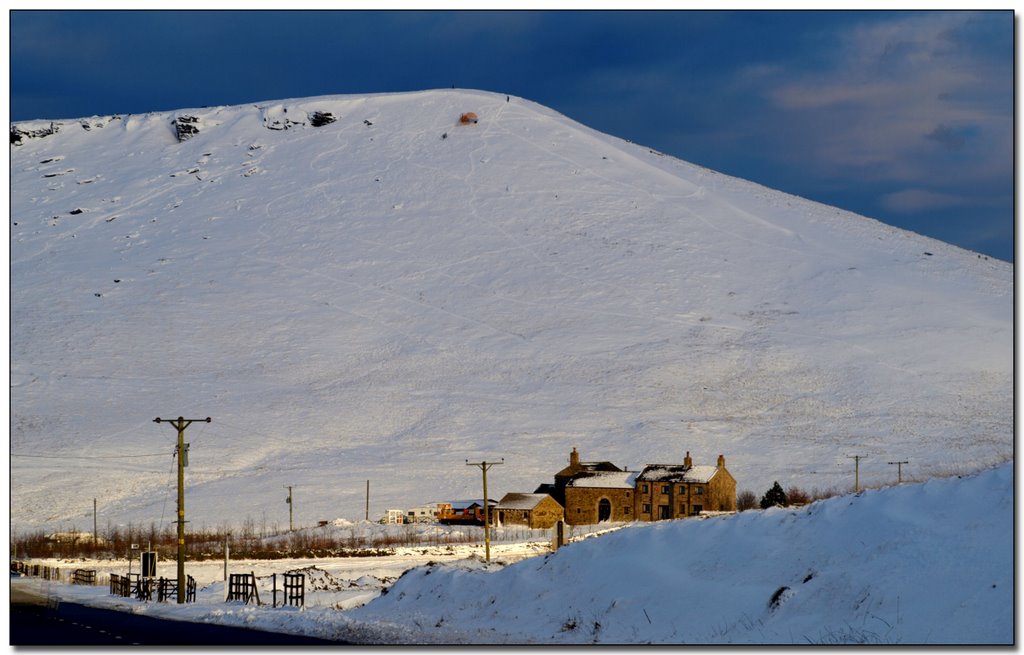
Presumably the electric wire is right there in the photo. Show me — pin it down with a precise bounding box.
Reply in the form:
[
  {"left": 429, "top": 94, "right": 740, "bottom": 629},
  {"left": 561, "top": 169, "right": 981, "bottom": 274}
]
[
  {"left": 12, "top": 451, "right": 170, "bottom": 459},
  {"left": 159, "top": 449, "right": 177, "bottom": 532}
]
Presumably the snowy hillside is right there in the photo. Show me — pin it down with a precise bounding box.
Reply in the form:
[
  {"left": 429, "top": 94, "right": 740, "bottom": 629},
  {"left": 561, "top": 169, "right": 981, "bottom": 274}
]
[{"left": 10, "top": 89, "right": 1012, "bottom": 533}]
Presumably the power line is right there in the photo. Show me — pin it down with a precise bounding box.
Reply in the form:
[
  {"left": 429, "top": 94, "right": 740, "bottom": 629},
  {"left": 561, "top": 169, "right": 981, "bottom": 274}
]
[
  {"left": 159, "top": 443, "right": 180, "bottom": 531},
  {"left": 12, "top": 451, "right": 170, "bottom": 460}
]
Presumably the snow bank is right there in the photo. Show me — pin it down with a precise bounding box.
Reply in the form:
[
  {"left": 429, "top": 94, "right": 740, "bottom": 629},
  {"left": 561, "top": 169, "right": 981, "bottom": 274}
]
[{"left": 347, "top": 464, "right": 1012, "bottom": 644}]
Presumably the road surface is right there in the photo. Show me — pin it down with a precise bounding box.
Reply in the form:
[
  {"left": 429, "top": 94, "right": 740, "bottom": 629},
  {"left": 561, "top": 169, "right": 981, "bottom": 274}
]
[{"left": 10, "top": 578, "right": 345, "bottom": 645}]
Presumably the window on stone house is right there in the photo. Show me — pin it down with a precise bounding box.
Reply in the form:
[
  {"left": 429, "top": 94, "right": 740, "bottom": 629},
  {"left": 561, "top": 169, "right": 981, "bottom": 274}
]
[
  {"left": 642, "top": 504, "right": 651, "bottom": 514},
  {"left": 695, "top": 486, "right": 704, "bottom": 495},
  {"left": 625, "top": 506, "right": 631, "bottom": 515},
  {"left": 641, "top": 484, "right": 648, "bottom": 493},
  {"left": 678, "top": 484, "right": 687, "bottom": 494},
  {"left": 661, "top": 485, "right": 670, "bottom": 494},
  {"left": 692, "top": 504, "right": 703, "bottom": 514}
]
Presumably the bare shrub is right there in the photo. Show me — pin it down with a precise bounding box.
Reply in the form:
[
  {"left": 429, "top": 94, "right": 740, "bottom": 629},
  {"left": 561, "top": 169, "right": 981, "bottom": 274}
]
[
  {"left": 786, "top": 486, "right": 812, "bottom": 505},
  {"left": 736, "top": 490, "right": 758, "bottom": 511},
  {"left": 809, "top": 485, "right": 844, "bottom": 502}
]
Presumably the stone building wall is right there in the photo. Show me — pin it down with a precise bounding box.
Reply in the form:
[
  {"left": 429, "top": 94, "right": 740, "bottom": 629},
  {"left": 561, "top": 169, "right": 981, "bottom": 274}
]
[
  {"left": 706, "top": 468, "right": 737, "bottom": 512},
  {"left": 529, "top": 496, "right": 565, "bottom": 529},
  {"left": 564, "top": 487, "right": 634, "bottom": 525},
  {"left": 498, "top": 496, "right": 564, "bottom": 529}
]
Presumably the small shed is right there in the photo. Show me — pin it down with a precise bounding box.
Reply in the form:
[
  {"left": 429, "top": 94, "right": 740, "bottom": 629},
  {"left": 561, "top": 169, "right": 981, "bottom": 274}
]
[
  {"left": 495, "top": 493, "right": 564, "bottom": 529},
  {"left": 458, "top": 112, "right": 479, "bottom": 125}
]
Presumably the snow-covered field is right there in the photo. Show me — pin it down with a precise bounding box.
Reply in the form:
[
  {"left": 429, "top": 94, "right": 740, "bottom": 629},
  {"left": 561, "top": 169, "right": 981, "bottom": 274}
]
[
  {"left": 11, "top": 463, "right": 1012, "bottom": 645},
  {"left": 9, "top": 89, "right": 1011, "bottom": 536}
]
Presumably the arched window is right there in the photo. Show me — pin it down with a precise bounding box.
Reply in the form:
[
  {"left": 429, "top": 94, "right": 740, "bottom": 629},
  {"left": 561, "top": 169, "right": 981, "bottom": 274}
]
[{"left": 598, "top": 499, "right": 612, "bottom": 522}]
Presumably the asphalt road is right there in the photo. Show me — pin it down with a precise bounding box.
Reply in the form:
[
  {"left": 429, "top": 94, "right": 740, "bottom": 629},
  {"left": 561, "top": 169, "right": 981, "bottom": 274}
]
[{"left": 10, "top": 583, "right": 346, "bottom": 645}]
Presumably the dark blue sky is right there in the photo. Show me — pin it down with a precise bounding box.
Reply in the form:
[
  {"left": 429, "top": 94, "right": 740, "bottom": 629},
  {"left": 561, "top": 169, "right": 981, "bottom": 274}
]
[{"left": 10, "top": 10, "right": 1013, "bottom": 261}]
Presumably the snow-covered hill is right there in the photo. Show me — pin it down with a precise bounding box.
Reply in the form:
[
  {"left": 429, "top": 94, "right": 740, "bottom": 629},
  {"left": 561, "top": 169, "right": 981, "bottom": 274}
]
[{"left": 10, "top": 89, "right": 1012, "bottom": 533}]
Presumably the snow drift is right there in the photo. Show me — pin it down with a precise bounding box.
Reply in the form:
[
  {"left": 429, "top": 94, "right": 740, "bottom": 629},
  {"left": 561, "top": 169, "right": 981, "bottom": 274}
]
[
  {"left": 10, "top": 89, "right": 1012, "bottom": 533},
  {"left": 346, "top": 463, "right": 1013, "bottom": 644}
]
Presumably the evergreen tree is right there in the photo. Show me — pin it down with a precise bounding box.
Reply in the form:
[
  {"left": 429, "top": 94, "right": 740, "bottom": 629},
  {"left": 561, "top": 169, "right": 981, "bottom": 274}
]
[{"left": 760, "top": 481, "right": 788, "bottom": 509}]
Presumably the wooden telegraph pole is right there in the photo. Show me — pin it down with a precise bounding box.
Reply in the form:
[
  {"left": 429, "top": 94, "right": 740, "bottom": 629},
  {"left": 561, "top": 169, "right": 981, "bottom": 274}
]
[
  {"left": 888, "top": 460, "right": 909, "bottom": 484},
  {"left": 465, "top": 458, "right": 503, "bottom": 562},
  {"left": 154, "top": 416, "right": 211, "bottom": 603},
  {"left": 285, "top": 485, "right": 294, "bottom": 531},
  {"left": 847, "top": 454, "right": 867, "bottom": 492}
]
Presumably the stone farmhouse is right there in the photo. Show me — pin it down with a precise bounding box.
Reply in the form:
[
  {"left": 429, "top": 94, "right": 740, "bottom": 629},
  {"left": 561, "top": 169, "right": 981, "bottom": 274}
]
[
  {"left": 544, "top": 448, "right": 737, "bottom": 525},
  {"left": 534, "top": 447, "right": 624, "bottom": 509},
  {"left": 494, "top": 493, "right": 564, "bottom": 529},
  {"left": 635, "top": 453, "right": 737, "bottom": 520}
]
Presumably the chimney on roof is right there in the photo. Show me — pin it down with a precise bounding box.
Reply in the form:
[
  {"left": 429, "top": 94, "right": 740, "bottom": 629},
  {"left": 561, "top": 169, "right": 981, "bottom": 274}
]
[
  {"left": 684, "top": 451, "right": 693, "bottom": 469},
  {"left": 570, "top": 447, "right": 580, "bottom": 467},
  {"left": 718, "top": 454, "right": 725, "bottom": 469}
]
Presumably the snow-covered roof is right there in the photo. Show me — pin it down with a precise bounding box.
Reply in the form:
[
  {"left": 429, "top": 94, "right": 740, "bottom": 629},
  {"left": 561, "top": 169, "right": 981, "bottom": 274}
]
[
  {"left": 683, "top": 466, "right": 719, "bottom": 483},
  {"left": 556, "top": 461, "right": 623, "bottom": 478},
  {"left": 638, "top": 465, "right": 719, "bottom": 483},
  {"left": 495, "top": 493, "right": 553, "bottom": 510},
  {"left": 566, "top": 471, "right": 638, "bottom": 489}
]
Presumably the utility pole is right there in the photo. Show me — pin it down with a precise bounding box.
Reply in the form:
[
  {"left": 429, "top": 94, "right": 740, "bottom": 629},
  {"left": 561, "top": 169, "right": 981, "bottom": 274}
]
[
  {"left": 155, "top": 416, "right": 211, "bottom": 603},
  {"left": 847, "top": 454, "right": 867, "bottom": 492},
  {"left": 285, "top": 486, "right": 294, "bottom": 531},
  {"left": 93, "top": 498, "right": 98, "bottom": 550},
  {"left": 365, "top": 480, "right": 370, "bottom": 522},
  {"left": 223, "top": 533, "right": 231, "bottom": 601},
  {"left": 888, "top": 460, "right": 909, "bottom": 484},
  {"left": 466, "top": 458, "right": 503, "bottom": 562}
]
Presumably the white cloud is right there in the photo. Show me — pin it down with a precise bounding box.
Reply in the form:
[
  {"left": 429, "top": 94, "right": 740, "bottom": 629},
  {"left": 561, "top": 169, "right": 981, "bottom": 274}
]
[
  {"left": 879, "top": 188, "right": 975, "bottom": 213},
  {"left": 742, "top": 12, "right": 1010, "bottom": 180}
]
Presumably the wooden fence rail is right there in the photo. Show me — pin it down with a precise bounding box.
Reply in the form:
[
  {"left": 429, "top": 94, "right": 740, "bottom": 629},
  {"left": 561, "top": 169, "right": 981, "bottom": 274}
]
[
  {"left": 157, "top": 578, "right": 177, "bottom": 603},
  {"left": 281, "top": 572, "right": 305, "bottom": 608},
  {"left": 11, "top": 562, "right": 63, "bottom": 580},
  {"left": 126, "top": 575, "right": 196, "bottom": 603},
  {"left": 109, "top": 573, "right": 131, "bottom": 597},
  {"left": 270, "top": 572, "right": 307, "bottom": 607},
  {"left": 228, "top": 572, "right": 261, "bottom": 605}
]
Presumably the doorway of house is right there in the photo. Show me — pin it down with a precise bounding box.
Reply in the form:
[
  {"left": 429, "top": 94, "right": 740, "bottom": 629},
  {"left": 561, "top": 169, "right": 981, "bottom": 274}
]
[{"left": 598, "top": 499, "right": 612, "bottom": 522}]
